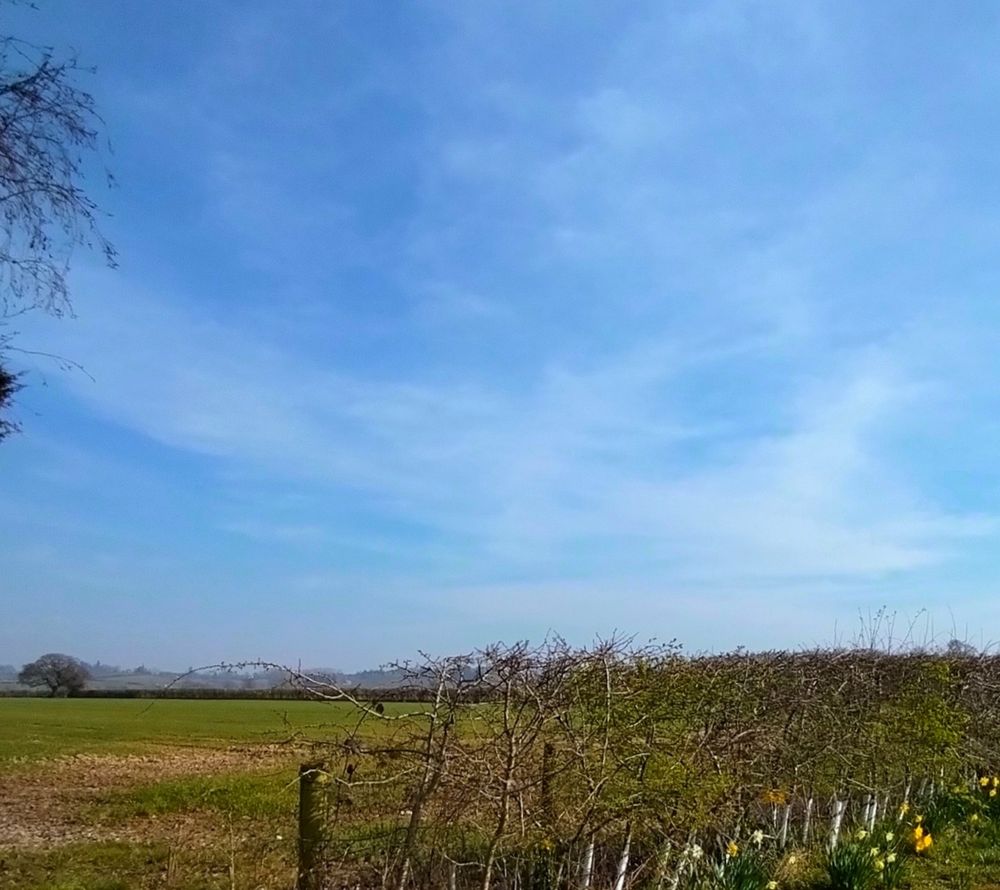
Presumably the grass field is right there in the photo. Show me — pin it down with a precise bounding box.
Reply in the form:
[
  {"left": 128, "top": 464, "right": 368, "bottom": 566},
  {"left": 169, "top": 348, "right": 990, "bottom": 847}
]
[
  {"left": 0, "top": 697, "right": 402, "bottom": 766},
  {"left": 0, "top": 697, "right": 410, "bottom": 889}
]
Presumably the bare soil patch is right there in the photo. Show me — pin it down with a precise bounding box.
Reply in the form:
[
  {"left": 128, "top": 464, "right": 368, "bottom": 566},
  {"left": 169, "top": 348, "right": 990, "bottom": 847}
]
[{"left": 0, "top": 744, "right": 299, "bottom": 849}]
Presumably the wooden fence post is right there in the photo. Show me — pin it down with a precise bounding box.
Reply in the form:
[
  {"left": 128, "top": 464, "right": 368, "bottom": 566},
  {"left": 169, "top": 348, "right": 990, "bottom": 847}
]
[{"left": 297, "top": 760, "right": 329, "bottom": 890}]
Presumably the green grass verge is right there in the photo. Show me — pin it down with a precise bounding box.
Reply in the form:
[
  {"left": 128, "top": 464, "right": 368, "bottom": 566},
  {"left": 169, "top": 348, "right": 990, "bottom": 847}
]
[
  {"left": 0, "top": 839, "right": 295, "bottom": 890},
  {"left": 8, "top": 817, "right": 1000, "bottom": 890},
  {"left": 908, "top": 818, "right": 1000, "bottom": 890},
  {"left": 0, "top": 842, "right": 171, "bottom": 890}
]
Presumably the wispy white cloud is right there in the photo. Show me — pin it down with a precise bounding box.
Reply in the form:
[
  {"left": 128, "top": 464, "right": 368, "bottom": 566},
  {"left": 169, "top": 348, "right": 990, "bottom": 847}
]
[{"left": 27, "top": 259, "right": 990, "bottom": 594}]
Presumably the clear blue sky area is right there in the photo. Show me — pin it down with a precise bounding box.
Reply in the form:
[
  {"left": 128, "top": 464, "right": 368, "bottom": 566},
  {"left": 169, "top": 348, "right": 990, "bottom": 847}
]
[{"left": 3, "top": 1, "right": 999, "bottom": 669}]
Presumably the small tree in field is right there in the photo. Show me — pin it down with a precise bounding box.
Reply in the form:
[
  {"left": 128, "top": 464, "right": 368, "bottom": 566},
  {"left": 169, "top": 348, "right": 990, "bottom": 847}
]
[{"left": 18, "top": 653, "right": 90, "bottom": 696}]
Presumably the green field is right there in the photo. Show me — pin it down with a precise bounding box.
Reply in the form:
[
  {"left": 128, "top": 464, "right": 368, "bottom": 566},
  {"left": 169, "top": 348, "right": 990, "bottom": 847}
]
[
  {"left": 0, "top": 697, "right": 411, "bottom": 889},
  {"left": 0, "top": 697, "right": 401, "bottom": 766}
]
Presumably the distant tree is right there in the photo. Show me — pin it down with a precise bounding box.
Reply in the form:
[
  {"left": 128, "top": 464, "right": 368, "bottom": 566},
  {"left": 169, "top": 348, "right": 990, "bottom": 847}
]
[
  {"left": 18, "top": 652, "right": 90, "bottom": 696},
  {"left": 0, "top": 15, "right": 117, "bottom": 439}
]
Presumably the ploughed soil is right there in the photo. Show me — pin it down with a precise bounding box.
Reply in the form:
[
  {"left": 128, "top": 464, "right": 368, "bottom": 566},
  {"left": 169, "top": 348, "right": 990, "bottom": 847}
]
[{"left": 0, "top": 744, "right": 298, "bottom": 849}]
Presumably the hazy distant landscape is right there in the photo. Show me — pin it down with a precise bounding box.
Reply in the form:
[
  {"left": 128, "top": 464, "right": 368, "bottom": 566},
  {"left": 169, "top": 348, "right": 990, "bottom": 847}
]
[{"left": 0, "top": 662, "right": 408, "bottom": 694}]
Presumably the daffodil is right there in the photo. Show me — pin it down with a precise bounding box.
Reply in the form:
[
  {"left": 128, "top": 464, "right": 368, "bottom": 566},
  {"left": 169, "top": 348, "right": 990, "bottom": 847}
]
[
  {"left": 751, "top": 829, "right": 765, "bottom": 846},
  {"left": 884, "top": 831, "right": 894, "bottom": 842},
  {"left": 726, "top": 840, "right": 739, "bottom": 858},
  {"left": 787, "top": 855, "right": 798, "bottom": 866},
  {"left": 856, "top": 829, "right": 869, "bottom": 840},
  {"left": 767, "top": 882, "right": 778, "bottom": 890},
  {"left": 875, "top": 859, "right": 886, "bottom": 872},
  {"left": 913, "top": 825, "right": 924, "bottom": 841},
  {"left": 870, "top": 847, "right": 880, "bottom": 858},
  {"left": 989, "top": 788, "right": 996, "bottom": 798},
  {"left": 980, "top": 776, "right": 990, "bottom": 787},
  {"left": 899, "top": 802, "right": 911, "bottom": 817},
  {"left": 887, "top": 853, "right": 897, "bottom": 864},
  {"left": 970, "top": 813, "right": 981, "bottom": 824}
]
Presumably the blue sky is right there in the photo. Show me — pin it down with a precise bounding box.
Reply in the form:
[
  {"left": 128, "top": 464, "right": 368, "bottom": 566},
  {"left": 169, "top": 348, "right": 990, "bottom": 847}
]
[{"left": 3, "top": 1, "right": 1000, "bottom": 669}]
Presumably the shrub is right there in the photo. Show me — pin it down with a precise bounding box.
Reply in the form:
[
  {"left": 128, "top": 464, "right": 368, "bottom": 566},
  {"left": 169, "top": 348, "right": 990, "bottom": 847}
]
[{"left": 825, "top": 840, "right": 880, "bottom": 890}]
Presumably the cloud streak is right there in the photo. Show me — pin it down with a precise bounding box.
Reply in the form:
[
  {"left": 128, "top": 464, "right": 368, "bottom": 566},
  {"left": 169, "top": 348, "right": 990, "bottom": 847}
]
[{"left": 31, "top": 261, "right": 990, "bottom": 592}]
